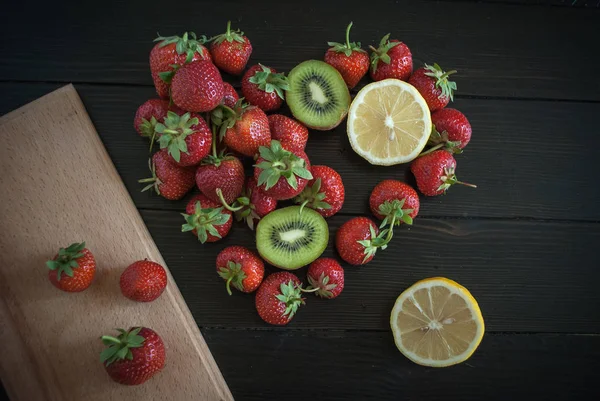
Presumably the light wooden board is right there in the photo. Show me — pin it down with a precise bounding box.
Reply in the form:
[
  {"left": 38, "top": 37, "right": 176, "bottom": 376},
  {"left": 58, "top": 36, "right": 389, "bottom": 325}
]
[{"left": 0, "top": 85, "right": 233, "bottom": 401}]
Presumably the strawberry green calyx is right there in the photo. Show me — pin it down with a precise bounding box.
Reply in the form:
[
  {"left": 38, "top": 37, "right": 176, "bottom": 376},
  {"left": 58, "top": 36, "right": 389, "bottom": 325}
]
[
  {"left": 181, "top": 201, "right": 231, "bottom": 243},
  {"left": 154, "top": 31, "right": 209, "bottom": 63},
  {"left": 138, "top": 158, "right": 162, "bottom": 195},
  {"left": 369, "top": 34, "right": 401, "bottom": 72},
  {"left": 378, "top": 199, "right": 414, "bottom": 228},
  {"left": 139, "top": 116, "right": 158, "bottom": 138},
  {"left": 216, "top": 188, "right": 247, "bottom": 212},
  {"left": 294, "top": 178, "right": 332, "bottom": 212},
  {"left": 217, "top": 261, "right": 247, "bottom": 295},
  {"left": 155, "top": 112, "right": 199, "bottom": 163},
  {"left": 255, "top": 140, "right": 313, "bottom": 191},
  {"left": 328, "top": 21, "right": 366, "bottom": 57},
  {"left": 211, "top": 20, "right": 246, "bottom": 45},
  {"left": 212, "top": 100, "right": 245, "bottom": 140},
  {"left": 424, "top": 63, "right": 457, "bottom": 101},
  {"left": 427, "top": 127, "right": 463, "bottom": 154},
  {"left": 437, "top": 166, "right": 477, "bottom": 193},
  {"left": 46, "top": 242, "right": 86, "bottom": 281},
  {"left": 100, "top": 327, "right": 145, "bottom": 367},
  {"left": 276, "top": 280, "right": 305, "bottom": 318},
  {"left": 306, "top": 272, "right": 338, "bottom": 299},
  {"left": 357, "top": 225, "right": 391, "bottom": 263},
  {"left": 248, "top": 64, "right": 289, "bottom": 100}
]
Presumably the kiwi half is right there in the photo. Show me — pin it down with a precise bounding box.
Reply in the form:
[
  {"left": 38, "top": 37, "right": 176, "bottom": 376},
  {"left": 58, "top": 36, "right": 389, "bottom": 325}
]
[
  {"left": 286, "top": 60, "right": 351, "bottom": 131},
  {"left": 256, "top": 206, "right": 329, "bottom": 270}
]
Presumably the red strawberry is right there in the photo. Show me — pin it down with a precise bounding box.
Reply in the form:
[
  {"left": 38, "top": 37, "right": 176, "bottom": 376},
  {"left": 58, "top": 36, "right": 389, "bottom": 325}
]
[
  {"left": 46, "top": 242, "right": 95, "bottom": 292},
  {"left": 369, "top": 34, "right": 412, "bottom": 82},
  {"left": 306, "top": 258, "right": 344, "bottom": 299},
  {"left": 133, "top": 99, "right": 169, "bottom": 138},
  {"left": 210, "top": 21, "right": 252, "bottom": 75},
  {"left": 120, "top": 260, "right": 167, "bottom": 302},
  {"left": 156, "top": 112, "right": 212, "bottom": 166},
  {"left": 268, "top": 114, "right": 309, "bottom": 153},
  {"left": 254, "top": 140, "right": 313, "bottom": 200},
  {"left": 150, "top": 32, "right": 211, "bottom": 99},
  {"left": 294, "top": 165, "right": 344, "bottom": 217},
  {"left": 216, "top": 246, "right": 265, "bottom": 295},
  {"left": 182, "top": 194, "right": 232, "bottom": 243},
  {"left": 336, "top": 217, "right": 389, "bottom": 265},
  {"left": 220, "top": 102, "right": 271, "bottom": 157},
  {"left": 408, "top": 63, "right": 457, "bottom": 112},
  {"left": 430, "top": 108, "right": 472, "bottom": 150},
  {"left": 241, "top": 64, "right": 289, "bottom": 111},
  {"left": 139, "top": 149, "right": 195, "bottom": 200},
  {"left": 324, "top": 22, "right": 369, "bottom": 89},
  {"left": 369, "top": 180, "right": 419, "bottom": 226},
  {"left": 221, "top": 82, "right": 239, "bottom": 108},
  {"left": 410, "top": 150, "right": 476, "bottom": 196},
  {"left": 195, "top": 154, "right": 245, "bottom": 204},
  {"left": 171, "top": 60, "right": 224, "bottom": 112},
  {"left": 221, "top": 177, "right": 277, "bottom": 230},
  {"left": 101, "top": 327, "right": 165, "bottom": 385},
  {"left": 255, "top": 272, "right": 304, "bottom": 326}
]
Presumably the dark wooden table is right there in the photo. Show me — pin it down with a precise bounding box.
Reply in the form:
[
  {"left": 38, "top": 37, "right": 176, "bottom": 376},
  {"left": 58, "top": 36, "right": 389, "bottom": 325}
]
[{"left": 2, "top": 0, "right": 599, "bottom": 400}]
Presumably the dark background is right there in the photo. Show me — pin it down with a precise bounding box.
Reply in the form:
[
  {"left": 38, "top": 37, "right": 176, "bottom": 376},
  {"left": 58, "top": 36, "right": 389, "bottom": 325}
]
[{"left": 2, "top": 0, "right": 599, "bottom": 400}]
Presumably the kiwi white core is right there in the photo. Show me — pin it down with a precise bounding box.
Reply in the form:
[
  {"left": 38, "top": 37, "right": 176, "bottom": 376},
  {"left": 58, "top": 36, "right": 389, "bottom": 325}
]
[
  {"left": 279, "top": 229, "right": 306, "bottom": 243},
  {"left": 309, "top": 82, "right": 328, "bottom": 104}
]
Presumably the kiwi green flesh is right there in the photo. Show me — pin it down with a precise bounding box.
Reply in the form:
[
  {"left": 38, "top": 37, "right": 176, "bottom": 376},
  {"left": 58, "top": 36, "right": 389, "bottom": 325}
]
[
  {"left": 286, "top": 60, "right": 351, "bottom": 131},
  {"left": 256, "top": 206, "right": 329, "bottom": 270}
]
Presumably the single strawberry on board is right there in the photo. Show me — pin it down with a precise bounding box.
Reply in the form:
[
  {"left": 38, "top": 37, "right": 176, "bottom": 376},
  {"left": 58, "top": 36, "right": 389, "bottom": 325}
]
[
  {"left": 150, "top": 32, "right": 211, "bottom": 99},
  {"left": 268, "top": 114, "right": 309, "bottom": 153},
  {"left": 221, "top": 82, "right": 240, "bottom": 108},
  {"left": 324, "top": 22, "right": 369, "bottom": 89},
  {"left": 430, "top": 108, "right": 472, "bottom": 151},
  {"left": 369, "top": 34, "right": 413, "bottom": 82},
  {"left": 241, "top": 64, "right": 289, "bottom": 111},
  {"left": 294, "top": 165, "right": 344, "bottom": 217},
  {"left": 196, "top": 153, "right": 245, "bottom": 205},
  {"left": 120, "top": 260, "right": 167, "bottom": 302},
  {"left": 336, "top": 217, "right": 391, "bottom": 265},
  {"left": 255, "top": 272, "right": 304, "bottom": 326},
  {"left": 170, "top": 60, "right": 224, "bottom": 112},
  {"left": 181, "top": 194, "right": 232, "bottom": 243},
  {"left": 216, "top": 246, "right": 265, "bottom": 295},
  {"left": 46, "top": 242, "right": 96, "bottom": 292},
  {"left": 410, "top": 150, "right": 476, "bottom": 196},
  {"left": 139, "top": 149, "right": 195, "bottom": 200},
  {"left": 155, "top": 111, "right": 212, "bottom": 166},
  {"left": 218, "top": 177, "right": 277, "bottom": 230},
  {"left": 254, "top": 140, "right": 313, "bottom": 200},
  {"left": 408, "top": 63, "right": 457, "bottom": 112},
  {"left": 306, "top": 258, "right": 344, "bottom": 299},
  {"left": 369, "top": 180, "right": 419, "bottom": 227},
  {"left": 215, "top": 100, "right": 271, "bottom": 157},
  {"left": 210, "top": 21, "right": 252, "bottom": 75},
  {"left": 101, "top": 327, "right": 165, "bottom": 385}
]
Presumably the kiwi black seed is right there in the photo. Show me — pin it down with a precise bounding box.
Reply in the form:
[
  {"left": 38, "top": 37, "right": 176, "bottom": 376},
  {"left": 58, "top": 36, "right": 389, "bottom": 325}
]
[
  {"left": 286, "top": 60, "right": 351, "bottom": 131},
  {"left": 256, "top": 206, "right": 329, "bottom": 270}
]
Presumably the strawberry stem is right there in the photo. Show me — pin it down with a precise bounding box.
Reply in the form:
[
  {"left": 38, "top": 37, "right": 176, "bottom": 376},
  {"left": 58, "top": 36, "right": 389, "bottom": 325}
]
[
  {"left": 225, "top": 276, "right": 233, "bottom": 296},
  {"left": 300, "top": 287, "right": 320, "bottom": 293},
  {"left": 345, "top": 22, "right": 353, "bottom": 48},
  {"left": 456, "top": 180, "right": 477, "bottom": 188},
  {"left": 226, "top": 20, "right": 231, "bottom": 36},
  {"left": 419, "top": 143, "right": 445, "bottom": 157},
  {"left": 216, "top": 188, "right": 244, "bottom": 211},
  {"left": 368, "top": 45, "right": 378, "bottom": 53}
]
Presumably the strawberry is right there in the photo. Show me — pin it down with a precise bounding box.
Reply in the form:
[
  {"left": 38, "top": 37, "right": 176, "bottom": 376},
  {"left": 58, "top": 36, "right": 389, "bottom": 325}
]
[
  {"left": 155, "top": 111, "right": 212, "bottom": 166},
  {"left": 306, "top": 258, "right": 344, "bottom": 299},
  {"left": 216, "top": 246, "right": 265, "bottom": 295},
  {"left": 221, "top": 82, "right": 239, "bottom": 108},
  {"left": 369, "top": 180, "right": 419, "bottom": 227},
  {"left": 181, "top": 194, "right": 232, "bottom": 243},
  {"left": 139, "top": 149, "right": 195, "bottom": 200},
  {"left": 217, "top": 101, "right": 271, "bottom": 157},
  {"left": 210, "top": 21, "right": 252, "bottom": 75},
  {"left": 268, "top": 114, "right": 309, "bottom": 153},
  {"left": 369, "top": 34, "right": 412, "bottom": 82},
  {"left": 254, "top": 140, "right": 313, "bottom": 200},
  {"left": 336, "top": 217, "right": 390, "bottom": 265},
  {"left": 120, "top": 260, "right": 167, "bottom": 302},
  {"left": 255, "top": 272, "right": 304, "bottom": 326},
  {"left": 294, "top": 165, "right": 344, "bottom": 217},
  {"left": 410, "top": 150, "right": 476, "bottom": 196},
  {"left": 46, "top": 242, "right": 95, "bottom": 292},
  {"left": 408, "top": 63, "right": 457, "bottom": 112},
  {"left": 430, "top": 108, "right": 472, "bottom": 151},
  {"left": 219, "top": 177, "right": 277, "bottom": 230},
  {"left": 324, "top": 22, "right": 369, "bottom": 89},
  {"left": 241, "top": 64, "right": 289, "bottom": 111},
  {"left": 170, "top": 60, "right": 224, "bottom": 112},
  {"left": 133, "top": 99, "right": 169, "bottom": 138},
  {"left": 150, "top": 32, "right": 211, "bottom": 99},
  {"left": 101, "top": 327, "right": 165, "bottom": 385},
  {"left": 196, "top": 154, "right": 245, "bottom": 204}
]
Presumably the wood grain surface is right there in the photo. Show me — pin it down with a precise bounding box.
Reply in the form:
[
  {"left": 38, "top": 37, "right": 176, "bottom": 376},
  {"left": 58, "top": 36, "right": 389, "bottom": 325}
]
[{"left": 0, "top": 86, "right": 232, "bottom": 401}]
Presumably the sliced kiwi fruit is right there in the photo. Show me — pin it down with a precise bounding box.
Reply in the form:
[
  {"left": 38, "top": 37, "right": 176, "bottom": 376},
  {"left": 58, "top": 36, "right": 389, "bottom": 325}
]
[
  {"left": 286, "top": 60, "right": 351, "bottom": 131},
  {"left": 256, "top": 206, "right": 329, "bottom": 270}
]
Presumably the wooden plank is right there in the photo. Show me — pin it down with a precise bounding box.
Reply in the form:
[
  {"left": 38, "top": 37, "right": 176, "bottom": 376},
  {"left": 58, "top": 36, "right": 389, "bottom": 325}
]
[
  {"left": 203, "top": 329, "right": 599, "bottom": 401},
  {"left": 0, "top": 86, "right": 232, "bottom": 401},
  {"left": 2, "top": 83, "right": 599, "bottom": 221},
  {"left": 2, "top": 0, "right": 599, "bottom": 100},
  {"left": 140, "top": 210, "right": 600, "bottom": 333}
]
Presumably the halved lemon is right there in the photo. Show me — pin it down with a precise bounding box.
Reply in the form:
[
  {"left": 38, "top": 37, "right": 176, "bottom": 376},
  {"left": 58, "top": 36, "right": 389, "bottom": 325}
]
[
  {"left": 390, "top": 277, "right": 485, "bottom": 367},
  {"left": 347, "top": 79, "right": 431, "bottom": 165}
]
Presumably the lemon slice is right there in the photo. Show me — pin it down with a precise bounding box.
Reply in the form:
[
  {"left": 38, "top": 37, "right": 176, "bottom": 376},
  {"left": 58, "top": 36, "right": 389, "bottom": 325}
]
[
  {"left": 347, "top": 79, "right": 431, "bottom": 165},
  {"left": 390, "top": 277, "right": 485, "bottom": 367}
]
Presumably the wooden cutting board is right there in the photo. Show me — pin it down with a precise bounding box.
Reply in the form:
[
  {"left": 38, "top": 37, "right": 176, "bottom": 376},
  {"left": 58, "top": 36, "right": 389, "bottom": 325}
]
[{"left": 0, "top": 85, "right": 233, "bottom": 401}]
